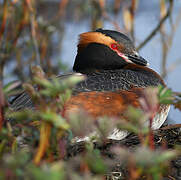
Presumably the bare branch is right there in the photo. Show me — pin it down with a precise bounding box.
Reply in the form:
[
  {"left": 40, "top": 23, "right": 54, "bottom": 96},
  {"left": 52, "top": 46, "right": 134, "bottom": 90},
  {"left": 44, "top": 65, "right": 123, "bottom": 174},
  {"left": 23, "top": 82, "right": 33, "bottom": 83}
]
[
  {"left": 161, "top": 7, "right": 181, "bottom": 78},
  {"left": 136, "top": 0, "right": 173, "bottom": 51},
  {"left": 0, "top": 81, "right": 5, "bottom": 130},
  {"left": 0, "top": 0, "right": 8, "bottom": 43},
  {"left": 165, "top": 58, "right": 181, "bottom": 75},
  {"left": 160, "top": 123, "right": 181, "bottom": 130},
  {"left": 26, "top": 0, "right": 41, "bottom": 66}
]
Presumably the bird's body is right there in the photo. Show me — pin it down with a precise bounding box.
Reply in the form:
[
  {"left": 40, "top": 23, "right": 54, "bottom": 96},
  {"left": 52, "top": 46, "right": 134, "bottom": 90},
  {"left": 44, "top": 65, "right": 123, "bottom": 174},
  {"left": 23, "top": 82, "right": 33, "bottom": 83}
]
[{"left": 9, "top": 29, "right": 170, "bottom": 141}]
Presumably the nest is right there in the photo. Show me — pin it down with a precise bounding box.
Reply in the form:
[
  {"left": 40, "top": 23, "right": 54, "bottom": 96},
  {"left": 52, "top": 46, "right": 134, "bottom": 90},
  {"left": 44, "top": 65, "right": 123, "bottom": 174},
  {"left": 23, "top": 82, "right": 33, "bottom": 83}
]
[{"left": 66, "top": 126, "right": 181, "bottom": 179}]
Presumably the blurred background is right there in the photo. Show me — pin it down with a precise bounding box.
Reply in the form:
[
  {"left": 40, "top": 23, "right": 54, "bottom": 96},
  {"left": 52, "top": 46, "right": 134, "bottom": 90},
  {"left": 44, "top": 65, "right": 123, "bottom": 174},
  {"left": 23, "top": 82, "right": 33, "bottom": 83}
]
[{"left": 0, "top": 0, "right": 181, "bottom": 123}]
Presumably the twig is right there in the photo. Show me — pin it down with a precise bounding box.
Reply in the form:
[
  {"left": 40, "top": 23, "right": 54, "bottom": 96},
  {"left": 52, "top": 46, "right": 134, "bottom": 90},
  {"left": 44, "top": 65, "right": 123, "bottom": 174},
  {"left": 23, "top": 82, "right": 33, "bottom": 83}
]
[
  {"left": 0, "top": 0, "right": 8, "bottom": 43},
  {"left": 160, "top": 124, "right": 181, "bottom": 130},
  {"left": 26, "top": 0, "right": 41, "bottom": 66},
  {"left": 99, "top": 0, "right": 122, "bottom": 32},
  {"left": 165, "top": 58, "right": 181, "bottom": 75},
  {"left": 58, "top": 0, "right": 69, "bottom": 18},
  {"left": 102, "top": 13, "right": 122, "bottom": 32},
  {"left": 160, "top": 27, "right": 168, "bottom": 79},
  {"left": 136, "top": 0, "right": 173, "bottom": 51},
  {"left": 12, "top": 2, "right": 29, "bottom": 47},
  {"left": 0, "top": 0, "right": 9, "bottom": 82},
  {"left": 130, "top": 0, "right": 136, "bottom": 43},
  {"left": 0, "top": 82, "right": 5, "bottom": 130},
  {"left": 91, "top": 0, "right": 103, "bottom": 30},
  {"left": 30, "top": 16, "right": 41, "bottom": 66},
  {"left": 161, "top": 8, "right": 181, "bottom": 78}
]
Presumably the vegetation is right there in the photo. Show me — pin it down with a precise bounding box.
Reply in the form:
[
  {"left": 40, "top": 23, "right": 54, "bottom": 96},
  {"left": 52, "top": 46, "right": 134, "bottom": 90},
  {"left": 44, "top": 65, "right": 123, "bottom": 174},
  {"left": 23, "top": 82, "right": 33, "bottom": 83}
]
[{"left": 0, "top": 0, "right": 181, "bottom": 179}]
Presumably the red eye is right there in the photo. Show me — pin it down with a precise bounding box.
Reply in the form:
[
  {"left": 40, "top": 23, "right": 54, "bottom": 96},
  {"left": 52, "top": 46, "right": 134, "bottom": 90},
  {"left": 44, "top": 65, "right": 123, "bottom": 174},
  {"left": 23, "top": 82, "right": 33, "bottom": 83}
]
[{"left": 111, "top": 43, "right": 118, "bottom": 50}]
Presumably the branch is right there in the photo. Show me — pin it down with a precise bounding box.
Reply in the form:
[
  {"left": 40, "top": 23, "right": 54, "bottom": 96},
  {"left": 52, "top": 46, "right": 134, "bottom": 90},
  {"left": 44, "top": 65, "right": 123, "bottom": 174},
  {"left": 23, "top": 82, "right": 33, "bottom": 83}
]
[
  {"left": 136, "top": 0, "right": 173, "bottom": 51},
  {"left": 0, "top": 0, "right": 8, "bottom": 43},
  {"left": 165, "top": 58, "right": 181, "bottom": 75},
  {"left": 0, "top": 82, "right": 5, "bottom": 131},
  {"left": 26, "top": 0, "right": 41, "bottom": 66},
  {"left": 161, "top": 7, "right": 181, "bottom": 78},
  {"left": 160, "top": 124, "right": 181, "bottom": 130}
]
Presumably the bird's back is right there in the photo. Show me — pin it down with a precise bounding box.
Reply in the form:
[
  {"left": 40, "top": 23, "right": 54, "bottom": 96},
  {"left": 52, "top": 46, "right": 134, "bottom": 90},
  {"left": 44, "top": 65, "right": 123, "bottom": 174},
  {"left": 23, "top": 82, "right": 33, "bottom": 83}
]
[
  {"left": 74, "top": 66, "right": 164, "bottom": 93},
  {"left": 9, "top": 64, "right": 164, "bottom": 111}
]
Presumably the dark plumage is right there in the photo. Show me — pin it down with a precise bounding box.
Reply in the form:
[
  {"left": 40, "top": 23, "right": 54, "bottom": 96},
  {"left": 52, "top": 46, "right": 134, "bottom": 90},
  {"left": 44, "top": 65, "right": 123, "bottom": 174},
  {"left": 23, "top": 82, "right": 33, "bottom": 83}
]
[{"left": 74, "top": 65, "right": 164, "bottom": 93}]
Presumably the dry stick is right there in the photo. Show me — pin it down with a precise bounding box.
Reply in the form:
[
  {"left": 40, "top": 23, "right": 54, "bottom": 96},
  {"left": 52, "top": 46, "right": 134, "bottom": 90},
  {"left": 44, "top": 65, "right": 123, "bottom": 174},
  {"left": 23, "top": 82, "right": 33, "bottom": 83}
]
[
  {"left": 113, "top": 0, "right": 121, "bottom": 14},
  {"left": 38, "top": 1, "right": 67, "bottom": 71},
  {"left": 30, "top": 15, "right": 41, "bottom": 66},
  {"left": 25, "top": 0, "right": 41, "bottom": 66},
  {"left": 102, "top": 8, "right": 122, "bottom": 32},
  {"left": 160, "top": 0, "right": 174, "bottom": 79},
  {"left": 12, "top": 1, "right": 28, "bottom": 47},
  {"left": 160, "top": 123, "right": 181, "bottom": 130},
  {"left": 58, "top": 0, "right": 69, "bottom": 17},
  {"left": 166, "top": 58, "right": 181, "bottom": 74},
  {"left": 95, "top": 0, "right": 121, "bottom": 31},
  {"left": 162, "top": 10, "right": 181, "bottom": 77},
  {"left": 0, "top": 0, "right": 8, "bottom": 43},
  {"left": 130, "top": 0, "right": 136, "bottom": 43},
  {"left": 0, "top": 82, "right": 5, "bottom": 130},
  {"left": 0, "top": 0, "right": 8, "bottom": 82},
  {"left": 91, "top": 0, "right": 103, "bottom": 30},
  {"left": 160, "top": 0, "right": 168, "bottom": 78},
  {"left": 47, "top": 0, "right": 69, "bottom": 24},
  {"left": 160, "top": 29, "right": 168, "bottom": 79},
  {"left": 136, "top": 0, "right": 173, "bottom": 51}
]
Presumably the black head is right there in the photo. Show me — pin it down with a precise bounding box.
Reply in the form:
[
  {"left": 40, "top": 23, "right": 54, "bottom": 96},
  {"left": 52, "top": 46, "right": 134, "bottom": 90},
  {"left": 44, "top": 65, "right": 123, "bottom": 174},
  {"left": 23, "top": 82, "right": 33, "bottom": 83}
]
[{"left": 73, "top": 29, "right": 148, "bottom": 73}]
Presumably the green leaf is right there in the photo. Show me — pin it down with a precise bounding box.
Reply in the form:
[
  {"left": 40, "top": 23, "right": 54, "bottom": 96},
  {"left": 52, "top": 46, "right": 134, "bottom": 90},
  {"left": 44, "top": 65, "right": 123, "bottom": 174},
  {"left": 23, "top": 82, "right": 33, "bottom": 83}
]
[
  {"left": 40, "top": 111, "right": 69, "bottom": 130},
  {"left": 158, "top": 85, "right": 173, "bottom": 104},
  {"left": 86, "top": 147, "right": 108, "bottom": 174}
]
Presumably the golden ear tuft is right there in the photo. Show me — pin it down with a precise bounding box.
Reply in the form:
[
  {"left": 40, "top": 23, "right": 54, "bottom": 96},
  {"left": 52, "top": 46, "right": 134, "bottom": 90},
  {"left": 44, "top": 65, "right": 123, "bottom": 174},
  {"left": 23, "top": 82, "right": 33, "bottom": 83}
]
[{"left": 78, "top": 32, "right": 116, "bottom": 52}]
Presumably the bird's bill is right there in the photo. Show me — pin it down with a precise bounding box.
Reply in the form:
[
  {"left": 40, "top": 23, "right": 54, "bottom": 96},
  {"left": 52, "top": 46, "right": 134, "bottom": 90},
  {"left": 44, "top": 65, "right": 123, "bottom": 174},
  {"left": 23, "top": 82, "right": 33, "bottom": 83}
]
[{"left": 127, "top": 55, "right": 149, "bottom": 66}]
